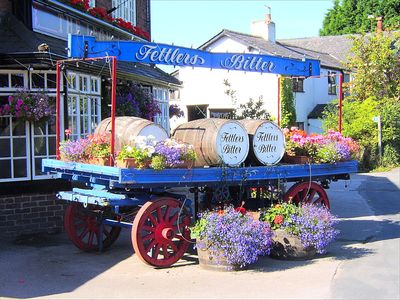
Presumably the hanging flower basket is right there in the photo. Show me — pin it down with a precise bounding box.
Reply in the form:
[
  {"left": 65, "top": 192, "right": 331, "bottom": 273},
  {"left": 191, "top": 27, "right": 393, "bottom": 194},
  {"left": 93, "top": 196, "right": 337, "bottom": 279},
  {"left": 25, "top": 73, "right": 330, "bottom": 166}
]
[{"left": 0, "top": 90, "right": 54, "bottom": 124}]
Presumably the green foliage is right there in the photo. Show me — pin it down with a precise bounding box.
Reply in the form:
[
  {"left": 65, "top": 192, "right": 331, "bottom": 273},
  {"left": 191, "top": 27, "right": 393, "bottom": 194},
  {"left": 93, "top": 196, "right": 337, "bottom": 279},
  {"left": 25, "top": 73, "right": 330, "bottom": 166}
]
[
  {"left": 262, "top": 203, "right": 300, "bottom": 231},
  {"left": 320, "top": 0, "right": 400, "bottom": 36},
  {"left": 150, "top": 155, "right": 167, "bottom": 171},
  {"left": 344, "top": 33, "right": 400, "bottom": 102},
  {"left": 280, "top": 77, "right": 296, "bottom": 128}
]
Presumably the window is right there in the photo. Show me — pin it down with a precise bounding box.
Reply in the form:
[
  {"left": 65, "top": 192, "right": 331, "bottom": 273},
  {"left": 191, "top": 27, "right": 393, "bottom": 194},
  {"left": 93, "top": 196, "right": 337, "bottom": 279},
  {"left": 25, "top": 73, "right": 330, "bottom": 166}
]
[
  {"left": 0, "top": 70, "right": 27, "bottom": 91},
  {"left": 0, "top": 114, "right": 30, "bottom": 182},
  {"left": 66, "top": 72, "right": 101, "bottom": 139},
  {"left": 152, "top": 87, "right": 169, "bottom": 133},
  {"left": 328, "top": 71, "right": 337, "bottom": 95},
  {"left": 112, "top": 0, "right": 136, "bottom": 25},
  {"left": 88, "top": 0, "right": 96, "bottom": 7},
  {"left": 293, "top": 78, "right": 304, "bottom": 92}
]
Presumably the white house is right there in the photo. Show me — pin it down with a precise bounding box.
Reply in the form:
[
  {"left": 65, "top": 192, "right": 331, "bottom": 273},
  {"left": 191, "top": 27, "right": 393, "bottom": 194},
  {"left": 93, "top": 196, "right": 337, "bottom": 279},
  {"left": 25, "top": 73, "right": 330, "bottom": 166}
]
[{"left": 170, "top": 13, "right": 353, "bottom": 134}]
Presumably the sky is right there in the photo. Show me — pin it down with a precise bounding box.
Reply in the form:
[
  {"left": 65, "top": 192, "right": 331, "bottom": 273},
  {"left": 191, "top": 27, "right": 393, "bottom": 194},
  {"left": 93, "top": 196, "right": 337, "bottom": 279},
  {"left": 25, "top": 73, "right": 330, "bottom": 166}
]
[{"left": 151, "top": 0, "right": 335, "bottom": 48}]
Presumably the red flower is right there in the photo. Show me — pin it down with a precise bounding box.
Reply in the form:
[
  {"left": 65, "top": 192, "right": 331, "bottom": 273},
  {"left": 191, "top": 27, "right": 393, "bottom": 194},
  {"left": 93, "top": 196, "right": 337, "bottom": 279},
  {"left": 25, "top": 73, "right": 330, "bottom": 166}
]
[
  {"left": 273, "top": 215, "right": 284, "bottom": 225},
  {"left": 235, "top": 206, "right": 246, "bottom": 215}
]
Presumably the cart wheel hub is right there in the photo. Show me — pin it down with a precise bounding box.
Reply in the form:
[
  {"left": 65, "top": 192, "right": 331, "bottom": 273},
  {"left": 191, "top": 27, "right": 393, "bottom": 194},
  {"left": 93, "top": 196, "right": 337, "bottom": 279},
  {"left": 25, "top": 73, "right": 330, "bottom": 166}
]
[{"left": 161, "top": 228, "right": 174, "bottom": 240}]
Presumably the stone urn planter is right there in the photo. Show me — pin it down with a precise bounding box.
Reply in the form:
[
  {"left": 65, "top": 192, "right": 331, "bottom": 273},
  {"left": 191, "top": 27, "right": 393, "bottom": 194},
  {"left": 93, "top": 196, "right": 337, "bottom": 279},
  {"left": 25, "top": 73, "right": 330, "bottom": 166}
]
[
  {"left": 196, "top": 242, "right": 243, "bottom": 271},
  {"left": 270, "top": 229, "right": 316, "bottom": 260}
]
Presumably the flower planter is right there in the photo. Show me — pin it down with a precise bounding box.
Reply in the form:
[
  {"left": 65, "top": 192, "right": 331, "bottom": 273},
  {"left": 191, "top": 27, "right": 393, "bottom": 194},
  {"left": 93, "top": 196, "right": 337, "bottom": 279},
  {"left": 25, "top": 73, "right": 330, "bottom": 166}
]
[
  {"left": 196, "top": 243, "right": 243, "bottom": 271},
  {"left": 89, "top": 157, "right": 111, "bottom": 166},
  {"left": 282, "top": 154, "right": 312, "bottom": 164},
  {"left": 116, "top": 158, "right": 142, "bottom": 169},
  {"left": 173, "top": 160, "right": 194, "bottom": 169},
  {"left": 270, "top": 229, "right": 316, "bottom": 260}
]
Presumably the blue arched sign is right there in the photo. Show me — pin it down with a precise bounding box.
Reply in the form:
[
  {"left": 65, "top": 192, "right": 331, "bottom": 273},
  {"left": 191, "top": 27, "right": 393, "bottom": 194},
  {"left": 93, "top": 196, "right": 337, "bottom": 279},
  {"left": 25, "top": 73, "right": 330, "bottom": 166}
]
[{"left": 68, "top": 35, "right": 320, "bottom": 77}]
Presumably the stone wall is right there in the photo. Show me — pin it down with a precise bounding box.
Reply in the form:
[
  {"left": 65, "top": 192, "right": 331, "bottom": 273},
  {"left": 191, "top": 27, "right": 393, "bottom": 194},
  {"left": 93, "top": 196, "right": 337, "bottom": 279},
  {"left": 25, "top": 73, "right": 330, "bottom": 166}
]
[{"left": 0, "top": 193, "right": 66, "bottom": 238}]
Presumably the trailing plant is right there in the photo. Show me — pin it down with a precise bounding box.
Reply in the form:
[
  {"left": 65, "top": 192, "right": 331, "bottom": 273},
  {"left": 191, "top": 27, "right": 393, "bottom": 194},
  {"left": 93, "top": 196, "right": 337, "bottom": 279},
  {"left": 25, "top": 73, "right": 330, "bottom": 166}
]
[
  {"left": 263, "top": 202, "right": 339, "bottom": 254},
  {"left": 0, "top": 89, "right": 54, "bottom": 123},
  {"left": 191, "top": 206, "right": 273, "bottom": 269}
]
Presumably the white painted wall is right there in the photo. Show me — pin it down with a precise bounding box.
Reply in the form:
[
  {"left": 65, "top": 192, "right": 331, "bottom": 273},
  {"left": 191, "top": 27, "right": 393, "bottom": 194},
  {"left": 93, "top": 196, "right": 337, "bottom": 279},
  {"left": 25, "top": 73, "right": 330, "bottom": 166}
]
[{"left": 173, "top": 35, "right": 340, "bottom": 134}]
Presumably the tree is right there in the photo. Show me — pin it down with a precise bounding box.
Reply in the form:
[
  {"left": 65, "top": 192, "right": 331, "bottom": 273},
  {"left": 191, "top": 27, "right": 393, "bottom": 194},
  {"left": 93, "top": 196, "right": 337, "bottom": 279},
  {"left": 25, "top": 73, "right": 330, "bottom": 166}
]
[
  {"left": 320, "top": 0, "right": 400, "bottom": 36},
  {"left": 235, "top": 96, "right": 272, "bottom": 120},
  {"left": 344, "top": 33, "right": 400, "bottom": 101},
  {"left": 280, "top": 77, "right": 296, "bottom": 128},
  {"left": 322, "top": 32, "right": 400, "bottom": 169}
]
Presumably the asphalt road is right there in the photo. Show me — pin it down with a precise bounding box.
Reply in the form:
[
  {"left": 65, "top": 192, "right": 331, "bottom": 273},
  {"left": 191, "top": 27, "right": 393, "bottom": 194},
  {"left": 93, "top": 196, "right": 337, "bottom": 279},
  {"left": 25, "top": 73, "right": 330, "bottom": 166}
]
[{"left": 0, "top": 168, "right": 399, "bottom": 299}]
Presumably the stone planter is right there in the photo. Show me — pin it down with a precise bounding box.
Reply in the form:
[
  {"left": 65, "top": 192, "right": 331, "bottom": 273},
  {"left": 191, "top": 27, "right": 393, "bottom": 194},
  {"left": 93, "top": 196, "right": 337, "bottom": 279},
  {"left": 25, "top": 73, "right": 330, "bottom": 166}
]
[
  {"left": 270, "top": 229, "right": 316, "bottom": 260},
  {"left": 197, "top": 245, "right": 243, "bottom": 271}
]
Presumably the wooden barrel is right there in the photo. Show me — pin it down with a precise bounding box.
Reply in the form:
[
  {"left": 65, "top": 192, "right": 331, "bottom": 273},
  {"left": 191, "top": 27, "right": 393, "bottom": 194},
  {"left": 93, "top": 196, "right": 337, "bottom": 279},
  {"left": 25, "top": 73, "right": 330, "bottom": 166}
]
[
  {"left": 172, "top": 118, "right": 249, "bottom": 167},
  {"left": 238, "top": 119, "right": 285, "bottom": 166},
  {"left": 94, "top": 116, "right": 168, "bottom": 151}
]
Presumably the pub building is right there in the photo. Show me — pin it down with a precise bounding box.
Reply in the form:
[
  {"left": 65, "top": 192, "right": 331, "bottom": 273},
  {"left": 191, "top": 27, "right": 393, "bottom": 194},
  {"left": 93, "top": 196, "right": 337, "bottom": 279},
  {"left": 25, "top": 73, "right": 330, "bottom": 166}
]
[{"left": 0, "top": 0, "right": 181, "bottom": 237}]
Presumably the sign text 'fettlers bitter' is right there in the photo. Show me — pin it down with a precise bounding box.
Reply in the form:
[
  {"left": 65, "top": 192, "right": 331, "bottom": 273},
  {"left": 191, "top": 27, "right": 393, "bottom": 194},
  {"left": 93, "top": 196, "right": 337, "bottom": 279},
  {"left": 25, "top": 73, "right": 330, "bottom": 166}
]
[{"left": 68, "top": 35, "right": 320, "bottom": 76}]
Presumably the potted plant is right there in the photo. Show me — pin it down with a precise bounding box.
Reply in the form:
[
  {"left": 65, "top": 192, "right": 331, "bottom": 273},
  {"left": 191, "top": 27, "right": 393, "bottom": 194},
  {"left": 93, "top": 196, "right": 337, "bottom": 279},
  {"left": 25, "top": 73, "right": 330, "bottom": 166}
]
[
  {"left": 87, "top": 133, "right": 111, "bottom": 165},
  {"left": 116, "top": 135, "right": 156, "bottom": 169},
  {"left": 191, "top": 206, "right": 273, "bottom": 270},
  {"left": 151, "top": 139, "right": 196, "bottom": 170},
  {"left": 169, "top": 104, "right": 184, "bottom": 118},
  {"left": 59, "top": 138, "right": 91, "bottom": 163},
  {"left": 262, "top": 202, "right": 339, "bottom": 259},
  {"left": 282, "top": 127, "right": 360, "bottom": 164}
]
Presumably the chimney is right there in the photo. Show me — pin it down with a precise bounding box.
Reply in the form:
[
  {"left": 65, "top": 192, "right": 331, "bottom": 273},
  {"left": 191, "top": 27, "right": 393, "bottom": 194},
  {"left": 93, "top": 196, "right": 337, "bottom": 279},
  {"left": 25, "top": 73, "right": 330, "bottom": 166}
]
[
  {"left": 376, "top": 16, "right": 383, "bottom": 33},
  {"left": 251, "top": 13, "right": 276, "bottom": 43}
]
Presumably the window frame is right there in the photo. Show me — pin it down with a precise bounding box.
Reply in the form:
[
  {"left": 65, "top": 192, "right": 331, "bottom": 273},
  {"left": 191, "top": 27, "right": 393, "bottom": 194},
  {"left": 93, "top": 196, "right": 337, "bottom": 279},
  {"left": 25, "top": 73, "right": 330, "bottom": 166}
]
[
  {"left": 328, "top": 71, "right": 337, "bottom": 95},
  {"left": 292, "top": 78, "right": 304, "bottom": 93},
  {"left": 112, "top": 0, "right": 136, "bottom": 25}
]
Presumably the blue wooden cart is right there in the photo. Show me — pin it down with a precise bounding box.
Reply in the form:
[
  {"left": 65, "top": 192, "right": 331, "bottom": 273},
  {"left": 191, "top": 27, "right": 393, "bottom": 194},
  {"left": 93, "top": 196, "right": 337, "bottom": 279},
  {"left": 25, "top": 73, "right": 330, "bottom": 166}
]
[{"left": 42, "top": 159, "right": 357, "bottom": 267}]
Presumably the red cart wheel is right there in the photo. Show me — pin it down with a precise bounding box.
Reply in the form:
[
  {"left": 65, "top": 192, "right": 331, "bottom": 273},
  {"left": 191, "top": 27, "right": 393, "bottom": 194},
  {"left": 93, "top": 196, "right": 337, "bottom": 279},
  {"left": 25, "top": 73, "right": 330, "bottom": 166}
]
[
  {"left": 132, "top": 197, "right": 191, "bottom": 267},
  {"left": 64, "top": 203, "right": 121, "bottom": 251},
  {"left": 283, "top": 181, "right": 330, "bottom": 209}
]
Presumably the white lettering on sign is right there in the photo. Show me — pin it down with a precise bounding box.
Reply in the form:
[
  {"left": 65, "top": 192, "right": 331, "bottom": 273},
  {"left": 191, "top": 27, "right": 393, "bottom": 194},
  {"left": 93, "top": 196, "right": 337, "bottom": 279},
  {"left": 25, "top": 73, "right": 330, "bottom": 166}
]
[
  {"left": 220, "top": 55, "right": 276, "bottom": 72},
  {"left": 135, "top": 45, "right": 206, "bottom": 66},
  {"left": 216, "top": 122, "right": 249, "bottom": 166},
  {"left": 252, "top": 122, "right": 285, "bottom": 165}
]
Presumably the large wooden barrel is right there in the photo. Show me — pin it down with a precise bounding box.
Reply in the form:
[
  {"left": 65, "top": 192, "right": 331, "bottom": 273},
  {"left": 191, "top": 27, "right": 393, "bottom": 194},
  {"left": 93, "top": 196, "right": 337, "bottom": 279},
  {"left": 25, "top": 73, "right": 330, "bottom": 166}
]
[
  {"left": 172, "top": 118, "right": 249, "bottom": 167},
  {"left": 94, "top": 117, "right": 168, "bottom": 151},
  {"left": 238, "top": 119, "right": 285, "bottom": 166}
]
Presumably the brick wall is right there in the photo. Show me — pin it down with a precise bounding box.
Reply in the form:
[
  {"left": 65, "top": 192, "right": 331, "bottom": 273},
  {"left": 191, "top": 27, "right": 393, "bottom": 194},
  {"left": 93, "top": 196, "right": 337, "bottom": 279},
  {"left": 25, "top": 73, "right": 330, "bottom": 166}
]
[
  {"left": 136, "top": 0, "right": 150, "bottom": 37},
  {"left": 0, "top": 193, "right": 66, "bottom": 238},
  {"left": 95, "top": 0, "right": 112, "bottom": 11}
]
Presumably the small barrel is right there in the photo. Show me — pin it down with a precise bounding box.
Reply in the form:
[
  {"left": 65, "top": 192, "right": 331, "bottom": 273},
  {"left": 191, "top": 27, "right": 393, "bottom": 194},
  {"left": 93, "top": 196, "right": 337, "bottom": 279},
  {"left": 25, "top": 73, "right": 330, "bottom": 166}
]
[
  {"left": 94, "top": 116, "right": 168, "bottom": 151},
  {"left": 172, "top": 118, "right": 249, "bottom": 167},
  {"left": 238, "top": 119, "right": 285, "bottom": 166}
]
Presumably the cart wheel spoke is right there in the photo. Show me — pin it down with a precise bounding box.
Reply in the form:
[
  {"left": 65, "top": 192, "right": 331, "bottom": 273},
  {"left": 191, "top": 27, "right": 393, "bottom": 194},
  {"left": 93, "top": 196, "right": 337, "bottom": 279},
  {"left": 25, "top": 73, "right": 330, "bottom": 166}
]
[
  {"left": 169, "top": 212, "right": 179, "bottom": 225},
  {"left": 308, "top": 190, "right": 317, "bottom": 202},
  {"left": 64, "top": 204, "right": 121, "bottom": 252},
  {"left": 148, "top": 213, "right": 158, "bottom": 226},
  {"left": 284, "top": 182, "right": 330, "bottom": 209},
  {"left": 145, "top": 239, "right": 157, "bottom": 253},
  {"left": 132, "top": 197, "right": 191, "bottom": 268},
  {"left": 162, "top": 244, "right": 170, "bottom": 259},
  {"left": 167, "top": 240, "right": 178, "bottom": 253},
  {"left": 157, "top": 207, "right": 163, "bottom": 223},
  {"left": 152, "top": 243, "right": 161, "bottom": 259},
  {"left": 164, "top": 206, "right": 172, "bottom": 222}
]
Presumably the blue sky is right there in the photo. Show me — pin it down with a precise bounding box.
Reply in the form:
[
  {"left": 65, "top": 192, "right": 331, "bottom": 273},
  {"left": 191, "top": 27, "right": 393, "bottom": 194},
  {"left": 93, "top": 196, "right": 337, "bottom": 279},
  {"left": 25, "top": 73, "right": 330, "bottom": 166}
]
[{"left": 151, "top": 0, "right": 334, "bottom": 47}]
